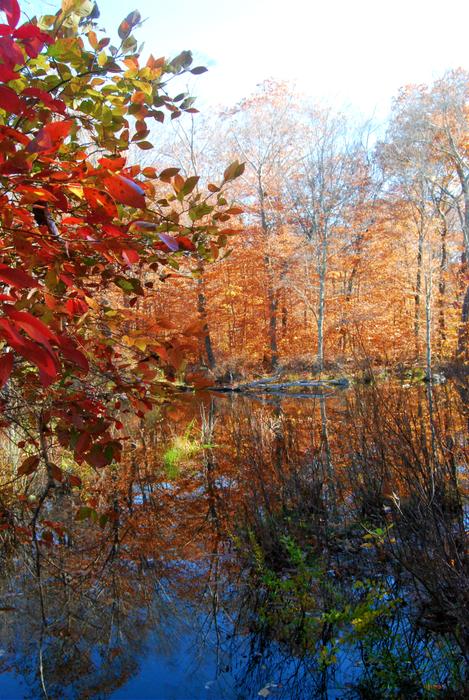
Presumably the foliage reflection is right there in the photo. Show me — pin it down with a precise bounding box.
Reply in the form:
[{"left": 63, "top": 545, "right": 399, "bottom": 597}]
[{"left": 0, "top": 381, "right": 467, "bottom": 699}]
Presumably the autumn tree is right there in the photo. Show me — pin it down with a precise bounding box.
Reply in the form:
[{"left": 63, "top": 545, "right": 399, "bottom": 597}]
[
  {"left": 222, "top": 81, "right": 301, "bottom": 369},
  {"left": 0, "top": 0, "right": 242, "bottom": 536},
  {"left": 287, "top": 108, "right": 373, "bottom": 371},
  {"left": 128, "top": 72, "right": 467, "bottom": 380},
  {"left": 382, "top": 71, "right": 469, "bottom": 360}
]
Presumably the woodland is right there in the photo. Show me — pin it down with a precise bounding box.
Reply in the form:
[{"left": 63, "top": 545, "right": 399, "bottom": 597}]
[
  {"left": 0, "top": 0, "right": 467, "bottom": 698},
  {"left": 149, "top": 76, "right": 469, "bottom": 382}
]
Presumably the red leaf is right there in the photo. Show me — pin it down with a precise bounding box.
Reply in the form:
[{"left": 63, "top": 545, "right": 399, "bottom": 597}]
[
  {"left": 0, "top": 36, "right": 23, "bottom": 67},
  {"left": 0, "top": 85, "right": 22, "bottom": 113},
  {"left": 122, "top": 248, "right": 140, "bottom": 265},
  {"left": 86, "top": 444, "right": 108, "bottom": 469},
  {"left": 84, "top": 187, "right": 117, "bottom": 221},
  {"left": 0, "top": 263, "right": 38, "bottom": 288},
  {"left": 152, "top": 345, "right": 169, "bottom": 362},
  {"left": 75, "top": 431, "right": 91, "bottom": 457},
  {"left": 98, "top": 156, "right": 126, "bottom": 171},
  {"left": 19, "top": 343, "right": 58, "bottom": 386},
  {"left": 65, "top": 298, "right": 88, "bottom": 316},
  {"left": 177, "top": 236, "right": 196, "bottom": 251},
  {"left": 58, "top": 335, "right": 89, "bottom": 373},
  {"left": 21, "top": 87, "right": 65, "bottom": 113},
  {"left": 0, "top": 351, "right": 13, "bottom": 388},
  {"left": 0, "top": 152, "right": 31, "bottom": 174},
  {"left": 3, "top": 307, "right": 59, "bottom": 346},
  {"left": 0, "top": 320, "right": 58, "bottom": 385},
  {"left": 103, "top": 175, "right": 146, "bottom": 209},
  {"left": 102, "top": 223, "right": 129, "bottom": 239},
  {"left": 26, "top": 120, "right": 72, "bottom": 154},
  {"left": 0, "top": 0, "right": 20, "bottom": 28},
  {"left": 0, "top": 63, "right": 18, "bottom": 81},
  {"left": 0, "top": 317, "right": 24, "bottom": 347},
  {"left": 0, "top": 124, "right": 29, "bottom": 145},
  {"left": 16, "top": 185, "right": 58, "bottom": 203},
  {"left": 50, "top": 464, "right": 63, "bottom": 482},
  {"left": 14, "top": 24, "right": 52, "bottom": 58}
]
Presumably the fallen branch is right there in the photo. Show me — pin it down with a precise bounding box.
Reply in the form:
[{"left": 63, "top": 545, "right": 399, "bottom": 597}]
[{"left": 211, "top": 378, "right": 350, "bottom": 393}]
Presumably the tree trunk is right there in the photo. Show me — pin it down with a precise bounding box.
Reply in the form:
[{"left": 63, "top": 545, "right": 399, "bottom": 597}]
[
  {"left": 455, "top": 170, "right": 469, "bottom": 360},
  {"left": 457, "top": 282, "right": 469, "bottom": 361},
  {"left": 265, "top": 259, "right": 279, "bottom": 369},
  {"left": 437, "top": 216, "right": 448, "bottom": 356},
  {"left": 258, "top": 176, "right": 278, "bottom": 370},
  {"left": 414, "top": 229, "right": 424, "bottom": 360},
  {"left": 425, "top": 265, "right": 433, "bottom": 381},
  {"left": 317, "top": 234, "right": 327, "bottom": 372},
  {"left": 196, "top": 264, "right": 216, "bottom": 370}
]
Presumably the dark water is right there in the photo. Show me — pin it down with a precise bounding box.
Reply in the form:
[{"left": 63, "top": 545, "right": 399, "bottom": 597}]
[{"left": 0, "top": 381, "right": 467, "bottom": 699}]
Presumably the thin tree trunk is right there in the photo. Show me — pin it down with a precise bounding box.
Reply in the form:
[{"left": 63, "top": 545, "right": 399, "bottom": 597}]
[
  {"left": 437, "top": 216, "right": 448, "bottom": 356},
  {"left": 425, "top": 262, "right": 433, "bottom": 381},
  {"left": 457, "top": 282, "right": 469, "bottom": 361},
  {"left": 196, "top": 263, "right": 216, "bottom": 370},
  {"left": 265, "top": 263, "right": 278, "bottom": 369},
  {"left": 317, "top": 234, "right": 327, "bottom": 372},
  {"left": 456, "top": 172, "right": 469, "bottom": 359},
  {"left": 259, "top": 176, "right": 278, "bottom": 369},
  {"left": 414, "top": 229, "right": 424, "bottom": 360}
]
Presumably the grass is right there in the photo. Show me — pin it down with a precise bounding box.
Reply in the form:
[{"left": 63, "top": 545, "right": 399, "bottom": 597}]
[{"left": 162, "top": 419, "right": 214, "bottom": 478}]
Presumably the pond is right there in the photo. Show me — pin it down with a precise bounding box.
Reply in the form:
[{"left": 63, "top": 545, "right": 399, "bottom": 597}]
[{"left": 0, "top": 381, "right": 467, "bottom": 699}]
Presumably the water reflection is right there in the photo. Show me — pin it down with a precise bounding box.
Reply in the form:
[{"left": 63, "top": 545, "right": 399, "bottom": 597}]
[{"left": 0, "top": 382, "right": 467, "bottom": 698}]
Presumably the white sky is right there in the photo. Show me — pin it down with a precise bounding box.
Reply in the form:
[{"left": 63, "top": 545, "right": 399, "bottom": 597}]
[{"left": 25, "top": 0, "right": 469, "bottom": 120}]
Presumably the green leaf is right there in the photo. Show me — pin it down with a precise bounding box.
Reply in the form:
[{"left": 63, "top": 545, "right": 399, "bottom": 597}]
[
  {"left": 99, "top": 514, "right": 109, "bottom": 528},
  {"left": 180, "top": 175, "right": 199, "bottom": 196},
  {"left": 76, "top": 506, "right": 93, "bottom": 521},
  {"left": 104, "top": 443, "right": 114, "bottom": 461},
  {"left": 189, "top": 203, "right": 214, "bottom": 221}
]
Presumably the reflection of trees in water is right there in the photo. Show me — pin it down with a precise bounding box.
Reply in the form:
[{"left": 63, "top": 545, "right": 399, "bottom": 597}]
[
  {"left": 210, "top": 383, "right": 467, "bottom": 696},
  {"left": 0, "top": 518, "right": 195, "bottom": 698},
  {"left": 0, "top": 382, "right": 466, "bottom": 697}
]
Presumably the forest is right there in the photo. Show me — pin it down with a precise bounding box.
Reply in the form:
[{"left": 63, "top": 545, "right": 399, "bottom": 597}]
[
  {"left": 148, "top": 74, "right": 469, "bottom": 381},
  {"left": 0, "top": 0, "right": 467, "bottom": 699}
]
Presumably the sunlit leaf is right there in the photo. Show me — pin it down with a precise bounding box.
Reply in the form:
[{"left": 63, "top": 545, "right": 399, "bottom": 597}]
[{"left": 103, "top": 174, "right": 146, "bottom": 209}]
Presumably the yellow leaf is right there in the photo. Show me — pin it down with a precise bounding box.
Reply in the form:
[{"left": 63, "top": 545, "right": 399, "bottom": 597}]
[
  {"left": 132, "top": 80, "right": 153, "bottom": 97},
  {"left": 61, "top": 0, "right": 94, "bottom": 17},
  {"left": 84, "top": 296, "right": 99, "bottom": 310},
  {"left": 67, "top": 185, "right": 84, "bottom": 199}
]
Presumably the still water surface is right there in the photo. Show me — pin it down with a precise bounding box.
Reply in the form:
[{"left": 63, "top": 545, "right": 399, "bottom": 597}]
[{"left": 0, "top": 382, "right": 466, "bottom": 699}]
